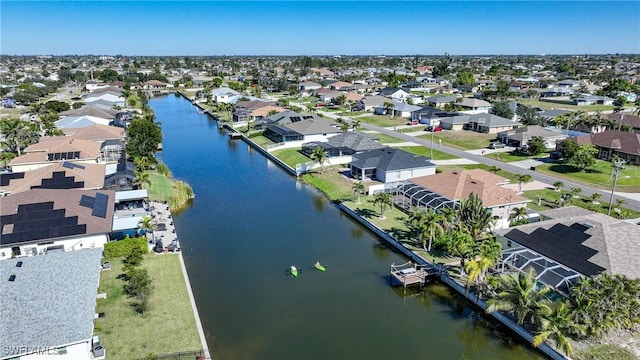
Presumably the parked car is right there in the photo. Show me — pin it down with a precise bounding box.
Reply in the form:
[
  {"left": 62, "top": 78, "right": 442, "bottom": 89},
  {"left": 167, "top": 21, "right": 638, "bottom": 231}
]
[
  {"left": 406, "top": 119, "right": 419, "bottom": 125},
  {"left": 425, "top": 126, "right": 443, "bottom": 132},
  {"left": 549, "top": 151, "right": 563, "bottom": 159},
  {"left": 489, "top": 142, "right": 506, "bottom": 149}
]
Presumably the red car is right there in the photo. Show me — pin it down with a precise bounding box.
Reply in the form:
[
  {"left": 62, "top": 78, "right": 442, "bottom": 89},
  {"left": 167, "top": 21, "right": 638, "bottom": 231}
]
[{"left": 425, "top": 126, "right": 443, "bottom": 132}]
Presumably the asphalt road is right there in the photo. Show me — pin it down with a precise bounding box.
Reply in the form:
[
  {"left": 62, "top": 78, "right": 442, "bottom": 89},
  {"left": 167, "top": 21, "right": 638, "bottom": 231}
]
[{"left": 312, "top": 108, "right": 640, "bottom": 212}]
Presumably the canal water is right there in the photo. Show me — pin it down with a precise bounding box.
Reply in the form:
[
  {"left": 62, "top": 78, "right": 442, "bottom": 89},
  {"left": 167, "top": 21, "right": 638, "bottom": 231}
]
[{"left": 151, "top": 94, "right": 544, "bottom": 360}]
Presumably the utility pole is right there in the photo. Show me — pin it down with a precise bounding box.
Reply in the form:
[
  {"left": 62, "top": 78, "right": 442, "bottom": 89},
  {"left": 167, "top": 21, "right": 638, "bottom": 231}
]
[{"left": 607, "top": 157, "right": 626, "bottom": 216}]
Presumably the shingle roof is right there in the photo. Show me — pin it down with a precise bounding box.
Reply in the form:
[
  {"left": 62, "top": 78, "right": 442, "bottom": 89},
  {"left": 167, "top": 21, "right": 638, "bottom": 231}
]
[
  {"left": 325, "top": 132, "right": 387, "bottom": 152},
  {"left": 351, "top": 148, "right": 435, "bottom": 171},
  {"left": 575, "top": 130, "right": 640, "bottom": 155},
  {"left": 62, "top": 123, "right": 124, "bottom": 141},
  {"left": 284, "top": 118, "right": 340, "bottom": 136},
  {"left": 10, "top": 137, "right": 101, "bottom": 166},
  {"left": 495, "top": 211, "right": 640, "bottom": 279},
  {"left": 0, "top": 162, "right": 106, "bottom": 195},
  {"left": 59, "top": 105, "right": 118, "bottom": 119},
  {"left": 0, "top": 248, "right": 102, "bottom": 357},
  {"left": 606, "top": 113, "right": 640, "bottom": 129},
  {"left": 409, "top": 169, "right": 528, "bottom": 207}
]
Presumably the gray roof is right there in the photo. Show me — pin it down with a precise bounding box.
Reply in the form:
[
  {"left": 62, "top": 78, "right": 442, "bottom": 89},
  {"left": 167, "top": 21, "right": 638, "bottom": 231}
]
[
  {"left": 325, "top": 131, "right": 387, "bottom": 152},
  {"left": 538, "top": 109, "right": 570, "bottom": 120},
  {"left": 425, "top": 95, "right": 458, "bottom": 104},
  {"left": 393, "top": 100, "right": 422, "bottom": 112},
  {"left": 441, "top": 113, "right": 516, "bottom": 127},
  {"left": 59, "top": 106, "right": 118, "bottom": 119},
  {"left": 502, "top": 125, "right": 567, "bottom": 141},
  {"left": 496, "top": 210, "right": 640, "bottom": 279},
  {"left": 284, "top": 118, "right": 340, "bottom": 136},
  {"left": 0, "top": 248, "right": 102, "bottom": 357},
  {"left": 351, "top": 148, "right": 435, "bottom": 171},
  {"left": 360, "top": 95, "right": 389, "bottom": 107}
]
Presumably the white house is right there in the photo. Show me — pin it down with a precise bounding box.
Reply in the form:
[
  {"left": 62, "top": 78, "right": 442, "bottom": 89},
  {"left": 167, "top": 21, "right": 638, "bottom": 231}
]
[
  {"left": 210, "top": 87, "right": 241, "bottom": 103},
  {"left": 350, "top": 148, "right": 436, "bottom": 183}
]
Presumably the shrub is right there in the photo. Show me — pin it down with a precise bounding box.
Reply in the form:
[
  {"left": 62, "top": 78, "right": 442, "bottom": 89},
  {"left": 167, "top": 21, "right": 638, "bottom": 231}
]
[{"left": 103, "top": 237, "right": 148, "bottom": 259}]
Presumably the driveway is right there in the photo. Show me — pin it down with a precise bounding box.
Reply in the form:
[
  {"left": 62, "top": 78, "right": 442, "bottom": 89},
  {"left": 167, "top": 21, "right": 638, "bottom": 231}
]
[{"left": 510, "top": 159, "right": 548, "bottom": 170}]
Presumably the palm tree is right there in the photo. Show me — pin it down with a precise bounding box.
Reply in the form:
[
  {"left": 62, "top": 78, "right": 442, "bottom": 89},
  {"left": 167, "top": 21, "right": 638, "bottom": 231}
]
[
  {"left": 383, "top": 101, "right": 394, "bottom": 118},
  {"left": 515, "top": 174, "right": 533, "bottom": 194},
  {"left": 510, "top": 207, "right": 528, "bottom": 223},
  {"left": 615, "top": 198, "right": 625, "bottom": 211},
  {"left": 351, "top": 181, "right": 365, "bottom": 204},
  {"left": 420, "top": 208, "right": 444, "bottom": 252},
  {"left": 372, "top": 192, "right": 392, "bottom": 219},
  {"left": 458, "top": 193, "right": 492, "bottom": 241},
  {"left": 570, "top": 187, "right": 582, "bottom": 198},
  {"left": 407, "top": 207, "right": 425, "bottom": 241},
  {"left": 138, "top": 216, "right": 155, "bottom": 238},
  {"left": 486, "top": 268, "right": 552, "bottom": 325},
  {"left": 440, "top": 207, "right": 459, "bottom": 231},
  {"left": 559, "top": 193, "right": 572, "bottom": 207},
  {"left": 133, "top": 170, "right": 151, "bottom": 190},
  {"left": 590, "top": 192, "right": 602, "bottom": 204},
  {"left": 0, "top": 118, "right": 31, "bottom": 156},
  {"left": 488, "top": 165, "right": 501, "bottom": 174},
  {"left": 134, "top": 156, "right": 151, "bottom": 172},
  {"left": 350, "top": 119, "right": 361, "bottom": 131},
  {"left": 553, "top": 181, "right": 564, "bottom": 192},
  {"left": 464, "top": 256, "right": 494, "bottom": 297},
  {"left": 533, "top": 300, "right": 585, "bottom": 357},
  {"left": 310, "top": 146, "right": 328, "bottom": 173}
]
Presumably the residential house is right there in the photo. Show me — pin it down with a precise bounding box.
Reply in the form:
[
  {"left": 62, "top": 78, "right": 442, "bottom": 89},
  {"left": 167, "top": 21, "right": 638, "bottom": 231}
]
[
  {"left": 254, "top": 110, "right": 316, "bottom": 130},
  {"left": 539, "top": 87, "right": 574, "bottom": 98},
  {"left": 538, "top": 109, "right": 570, "bottom": 125},
  {"left": 0, "top": 188, "right": 114, "bottom": 260},
  {"left": 55, "top": 115, "right": 112, "bottom": 129},
  {"left": 83, "top": 92, "right": 125, "bottom": 109},
  {"left": 494, "top": 207, "right": 640, "bottom": 294},
  {"left": 301, "top": 131, "right": 386, "bottom": 157},
  {"left": 424, "top": 95, "right": 458, "bottom": 109},
  {"left": 497, "top": 125, "right": 568, "bottom": 149},
  {"left": 458, "top": 97, "right": 493, "bottom": 114},
  {"left": 358, "top": 95, "right": 389, "bottom": 111},
  {"left": 0, "top": 162, "right": 106, "bottom": 197},
  {"left": 390, "top": 100, "right": 422, "bottom": 118},
  {"left": 572, "top": 130, "right": 640, "bottom": 165},
  {"left": 394, "top": 169, "right": 529, "bottom": 229},
  {"left": 9, "top": 137, "right": 102, "bottom": 172},
  {"left": 410, "top": 106, "right": 457, "bottom": 126},
  {"left": 59, "top": 106, "right": 118, "bottom": 122},
  {"left": 377, "top": 87, "right": 411, "bottom": 101},
  {"left": 298, "top": 81, "right": 322, "bottom": 93},
  {"left": 264, "top": 117, "right": 339, "bottom": 143},
  {"left": 330, "top": 81, "right": 353, "bottom": 91},
  {"left": 142, "top": 80, "right": 169, "bottom": 90},
  {"left": 350, "top": 148, "right": 436, "bottom": 183},
  {"left": 574, "top": 95, "right": 615, "bottom": 106},
  {"left": 210, "top": 87, "right": 241, "bottom": 103},
  {"left": 0, "top": 248, "right": 105, "bottom": 360},
  {"left": 440, "top": 113, "right": 519, "bottom": 134},
  {"left": 606, "top": 113, "right": 640, "bottom": 133}
]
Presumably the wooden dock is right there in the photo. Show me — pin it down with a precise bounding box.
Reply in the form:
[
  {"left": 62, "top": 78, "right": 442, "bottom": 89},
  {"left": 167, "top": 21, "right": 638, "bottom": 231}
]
[
  {"left": 390, "top": 262, "right": 436, "bottom": 292},
  {"left": 229, "top": 132, "right": 242, "bottom": 140}
]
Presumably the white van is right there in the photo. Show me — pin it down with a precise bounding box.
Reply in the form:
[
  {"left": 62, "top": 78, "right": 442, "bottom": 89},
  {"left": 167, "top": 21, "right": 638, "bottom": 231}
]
[{"left": 489, "top": 142, "right": 505, "bottom": 149}]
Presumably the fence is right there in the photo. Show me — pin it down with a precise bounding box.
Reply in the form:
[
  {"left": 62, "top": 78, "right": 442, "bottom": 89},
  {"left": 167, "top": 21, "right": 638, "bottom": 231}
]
[{"left": 136, "top": 349, "right": 208, "bottom": 360}]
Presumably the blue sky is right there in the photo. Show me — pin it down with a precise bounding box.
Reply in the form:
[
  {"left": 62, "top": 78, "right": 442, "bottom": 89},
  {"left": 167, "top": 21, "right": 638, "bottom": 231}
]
[{"left": 2, "top": 1, "right": 639, "bottom": 55}]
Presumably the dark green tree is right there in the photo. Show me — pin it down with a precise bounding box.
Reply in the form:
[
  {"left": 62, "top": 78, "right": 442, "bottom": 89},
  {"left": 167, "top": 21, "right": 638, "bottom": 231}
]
[
  {"left": 490, "top": 101, "right": 514, "bottom": 119},
  {"left": 125, "top": 117, "right": 162, "bottom": 161},
  {"left": 526, "top": 136, "right": 546, "bottom": 155}
]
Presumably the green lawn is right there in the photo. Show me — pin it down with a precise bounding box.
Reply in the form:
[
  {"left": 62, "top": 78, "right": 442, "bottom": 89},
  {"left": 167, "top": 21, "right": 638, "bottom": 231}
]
[
  {"left": 486, "top": 151, "right": 552, "bottom": 163},
  {"left": 95, "top": 255, "right": 201, "bottom": 360},
  {"left": 419, "top": 131, "right": 498, "bottom": 151},
  {"left": 357, "top": 115, "right": 408, "bottom": 127},
  {"left": 519, "top": 99, "right": 614, "bottom": 112},
  {"left": 522, "top": 188, "right": 640, "bottom": 218},
  {"left": 249, "top": 135, "right": 275, "bottom": 148},
  {"left": 271, "top": 148, "right": 310, "bottom": 168},
  {"left": 398, "top": 146, "right": 459, "bottom": 160},
  {"left": 370, "top": 133, "right": 406, "bottom": 144},
  {"left": 147, "top": 172, "right": 174, "bottom": 202},
  {"left": 536, "top": 160, "right": 640, "bottom": 192}
]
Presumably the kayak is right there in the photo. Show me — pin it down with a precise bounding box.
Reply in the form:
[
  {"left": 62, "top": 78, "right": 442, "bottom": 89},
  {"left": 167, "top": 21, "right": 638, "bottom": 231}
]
[
  {"left": 314, "top": 263, "right": 326, "bottom": 272},
  {"left": 290, "top": 265, "right": 298, "bottom": 277}
]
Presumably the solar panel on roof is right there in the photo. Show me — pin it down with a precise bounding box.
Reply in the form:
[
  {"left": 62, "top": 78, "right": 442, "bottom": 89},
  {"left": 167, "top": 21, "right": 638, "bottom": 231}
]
[
  {"left": 79, "top": 195, "right": 95, "bottom": 208},
  {"left": 92, "top": 193, "right": 109, "bottom": 218}
]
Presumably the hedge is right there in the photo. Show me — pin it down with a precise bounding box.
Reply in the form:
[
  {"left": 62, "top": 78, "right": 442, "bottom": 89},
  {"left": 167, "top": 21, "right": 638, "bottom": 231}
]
[{"left": 103, "top": 237, "right": 148, "bottom": 259}]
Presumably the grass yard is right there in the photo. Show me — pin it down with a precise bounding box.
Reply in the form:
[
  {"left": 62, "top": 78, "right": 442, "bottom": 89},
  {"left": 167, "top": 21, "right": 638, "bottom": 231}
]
[
  {"left": 370, "top": 132, "right": 406, "bottom": 144},
  {"left": 249, "top": 135, "right": 275, "bottom": 148},
  {"left": 419, "top": 131, "right": 498, "bottom": 151},
  {"left": 522, "top": 188, "right": 640, "bottom": 218},
  {"left": 300, "top": 166, "right": 360, "bottom": 201},
  {"left": 536, "top": 160, "right": 640, "bottom": 192},
  {"left": 357, "top": 115, "right": 408, "bottom": 127},
  {"left": 398, "top": 146, "right": 459, "bottom": 160},
  {"left": 147, "top": 172, "right": 174, "bottom": 201},
  {"left": 519, "top": 99, "right": 614, "bottom": 112},
  {"left": 95, "top": 255, "right": 201, "bottom": 360},
  {"left": 486, "top": 151, "right": 552, "bottom": 163},
  {"left": 271, "top": 148, "right": 310, "bottom": 168}
]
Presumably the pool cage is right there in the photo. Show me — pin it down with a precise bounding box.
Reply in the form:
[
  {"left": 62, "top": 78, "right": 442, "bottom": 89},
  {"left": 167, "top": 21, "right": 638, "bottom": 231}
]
[
  {"left": 499, "top": 245, "right": 583, "bottom": 297},
  {"left": 392, "top": 182, "right": 459, "bottom": 212}
]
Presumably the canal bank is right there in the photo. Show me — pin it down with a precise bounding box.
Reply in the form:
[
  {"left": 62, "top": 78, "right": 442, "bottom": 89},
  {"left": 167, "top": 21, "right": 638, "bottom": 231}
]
[{"left": 151, "top": 93, "right": 545, "bottom": 360}]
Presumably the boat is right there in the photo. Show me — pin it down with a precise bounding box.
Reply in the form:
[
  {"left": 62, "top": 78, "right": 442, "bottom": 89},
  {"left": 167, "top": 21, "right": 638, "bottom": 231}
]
[
  {"left": 290, "top": 265, "right": 298, "bottom": 277},
  {"left": 314, "top": 262, "right": 326, "bottom": 272}
]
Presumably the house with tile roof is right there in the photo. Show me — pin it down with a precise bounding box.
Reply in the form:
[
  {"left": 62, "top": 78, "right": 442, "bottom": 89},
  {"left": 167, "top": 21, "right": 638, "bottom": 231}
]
[
  {"left": 494, "top": 207, "right": 640, "bottom": 294},
  {"left": 440, "top": 113, "right": 519, "bottom": 134},
  {"left": 9, "top": 137, "right": 102, "bottom": 172},
  {"left": 0, "top": 248, "right": 104, "bottom": 359},
  {"left": 606, "top": 112, "right": 640, "bottom": 133},
  {"left": 59, "top": 105, "right": 118, "bottom": 120},
  {"left": 263, "top": 117, "right": 340, "bottom": 143},
  {"left": 458, "top": 97, "right": 493, "bottom": 114},
  {"left": 377, "top": 87, "right": 411, "bottom": 100},
  {"left": 55, "top": 115, "right": 112, "bottom": 129},
  {"left": 394, "top": 169, "right": 529, "bottom": 229},
  {"left": 350, "top": 148, "right": 436, "bottom": 183},
  {"left": 0, "top": 162, "right": 106, "bottom": 196},
  {"left": 0, "top": 189, "right": 114, "bottom": 260},
  {"left": 570, "top": 130, "right": 640, "bottom": 165}
]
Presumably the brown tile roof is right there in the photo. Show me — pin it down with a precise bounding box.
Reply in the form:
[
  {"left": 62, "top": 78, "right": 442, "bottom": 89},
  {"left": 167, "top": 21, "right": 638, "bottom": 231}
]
[
  {"left": 605, "top": 113, "right": 640, "bottom": 129},
  {"left": 62, "top": 124, "right": 124, "bottom": 141},
  {"left": 0, "top": 189, "right": 114, "bottom": 242},
  {"left": 10, "top": 137, "right": 101, "bottom": 166},
  {"left": 575, "top": 130, "right": 640, "bottom": 155},
  {"left": 251, "top": 105, "right": 286, "bottom": 117},
  {"left": 0, "top": 162, "right": 106, "bottom": 195},
  {"left": 236, "top": 100, "right": 272, "bottom": 110},
  {"left": 409, "top": 169, "right": 528, "bottom": 207}
]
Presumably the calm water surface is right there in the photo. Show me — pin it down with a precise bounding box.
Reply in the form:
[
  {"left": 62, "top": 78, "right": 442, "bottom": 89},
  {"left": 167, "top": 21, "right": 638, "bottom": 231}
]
[{"left": 151, "top": 94, "right": 544, "bottom": 360}]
